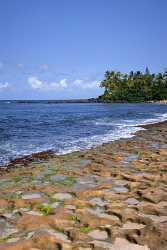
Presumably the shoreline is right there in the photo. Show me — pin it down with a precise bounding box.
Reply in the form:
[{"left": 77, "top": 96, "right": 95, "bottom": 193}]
[
  {"left": 1, "top": 119, "right": 167, "bottom": 173},
  {"left": 1, "top": 99, "right": 167, "bottom": 104}
]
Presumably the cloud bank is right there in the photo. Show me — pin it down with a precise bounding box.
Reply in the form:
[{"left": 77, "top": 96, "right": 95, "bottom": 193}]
[{"left": 28, "top": 76, "right": 100, "bottom": 91}]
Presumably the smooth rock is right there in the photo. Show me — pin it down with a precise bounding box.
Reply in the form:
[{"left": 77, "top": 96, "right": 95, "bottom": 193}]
[
  {"left": 110, "top": 238, "right": 150, "bottom": 250},
  {"left": 139, "top": 213, "right": 167, "bottom": 223},
  {"left": 88, "top": 229, "right": 108, "bottom": 240},
  {"left": 125, "top": 198, "right": 139, "bottom": 205},
  {"left": 89, "top": 197, "right": 107, "bottom": 207},
  {"left": 45, "top": 229, "right": 71, "bottom": 243},
  {"left": 7, "top": 237, "right": 20, "bottom": 243},
  {"left": 113, "top": 186, "right": 129, "bottom": 193},
  {"left": 65, "top": 205, "right": 76, "bottom": 210},
  {"left": 122, "top": 222, "right": 145, "bottom": 230},
  {"left": 52, "top": 193, "right": 73, "bottom": 201},
  {"left": 25, "top": 211, "right": 43, "bottom": 216},
  {"left": 22, "top": 193, "right": 42, "bottom": 200},
  {"left": 50, "top": 176, "right": 66, "bottom": 182},
  {"left": 51, "top": 202, "right": 61, "bottom": 209},
  {"left": 91, "top": 240, "right": 113, "bottom": 249}
]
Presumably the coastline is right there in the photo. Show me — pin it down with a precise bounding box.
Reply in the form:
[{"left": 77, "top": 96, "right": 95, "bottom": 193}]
[
  {"left": 1, "top": 99, "right": 167, "bottom": 104},
  {"left": 1, "top": 119, "right": 167, "bottom": 172},
  {"left": 0, "top": 120, "right": 167, "bottom": 249},
  {"left": 1, "top": 102, "right": 167, "bottom": 172}
]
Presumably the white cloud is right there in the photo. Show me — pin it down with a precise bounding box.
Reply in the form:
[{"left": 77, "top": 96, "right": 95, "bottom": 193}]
[
  {"left": 51, "top": 79, "right": 68, "bottom": 89},
  {"left": 73, "top": 79, "right": 100, "bottom": 89},
  {"left": 28, "top": 77, "right": 68, "bottom": 90},
  {"left": 0, "top": 82, "right": 9, "bottom": 90},
  {"left": 28, "top": 76, "right": 100, "bottom": 91},
  {"left": 28, "top": 77, "right": 44, "bottom": 89}
]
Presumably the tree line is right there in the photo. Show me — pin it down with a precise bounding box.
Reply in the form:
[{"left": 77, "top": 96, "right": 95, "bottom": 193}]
[{"left": 99, "top": 68, "right": 167, "bottom": 102}]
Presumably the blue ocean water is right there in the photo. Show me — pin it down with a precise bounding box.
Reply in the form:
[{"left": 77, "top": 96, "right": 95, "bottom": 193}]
[{"left": 0, "top": 102, "right": 167, "bottom": 165}]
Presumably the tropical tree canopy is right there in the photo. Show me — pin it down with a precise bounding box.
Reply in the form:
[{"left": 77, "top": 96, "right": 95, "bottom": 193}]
[{"left": 99, "top": 68, "right": 167, "bottom": 102}]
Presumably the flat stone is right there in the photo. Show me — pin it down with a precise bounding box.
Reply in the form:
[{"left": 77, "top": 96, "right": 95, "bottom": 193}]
[
  {"left": 50, "top": 176, "right": 66, "bottom": 182},
  {"left": 91, "top": 238, "right": 150, "bottom": 250},
  {"left": 78, "top": 248, "right": 92, "bottom": 250},
  {"left": 45, "top": 229, "right": 71, "bottom": 243},
  {"left": 25, "top": 211, "right": 43, "bottom": 216},
  {"left": 105, "top": 185, "right": 129, "bottom": 194},
  {"left": 0, "top": 225, "right": 18, "bottom": 238},
  {"left": 88, "top": 229, "right": 108, "bottom": 240},
  {"left": 86, "top": 207, "right": 105, "bottom": 217},
  {"left": 115, "top": 180, "right": 128, "bottom": 186},
  {"left": 26, "top": 231, "right": 35, "bottom": 239},
  {"left": 52, "top": 193, "right": 73, "bottom": 201},
  {"left": 79, "top": 159, "right": 91, "bottom": 167},
  {"left": 77, "top": 176, "right": 96, "bottom": 185},
  {"left": 72, "top": 177, "right": 97, "bottom": 192},
  {"left": 126, "top": 154, "right": 138, "bottom": 162},
  {"left": 89, "top": 197, "right": 108, "bottom": 207},
  {"left": 3, "top": 213, "right": 13, "bottom": 219},
  {"left": 0, "top": 218, "right": 8, "bottom": 237},
  {"left": 125, "top": 198, "right": 139, "bottom": 205},
  {"left": 7, "top": 237, "right": 20, "bottom": 243},
  {"left": 100, "top": 213, "right": 120, "bottom": 223},
  {"left": 19, "top": 208, "right": 30, "bottom": 212},
  {"left": 0, "top": 218, "right": 19, "bottom": 238},
  {"left": 91, "top": 240, "right": 113, "bottom": 249},
  {"left": 65, "top": 205, "right": 76, "bottom": 210},
  {"left": 51, "top": 202, "right": 61, "bottom": 209},
  {"left": 22, "top": 193, "right": 42, "bottom": 200},
  {"left": 122, "top": 222, "right": 145, "bottom": 230},
  {"left": 139, "top": 213, "right": 167, "bottom": 223},
  {"left": 87, "top": 208, "right": 120, "bottom": 225},
  {"left": 113, "top": 186, "right": 129, "bottom": 193},
  {"left": 110, "top": 238, "right": 150, "bottom": 250}
]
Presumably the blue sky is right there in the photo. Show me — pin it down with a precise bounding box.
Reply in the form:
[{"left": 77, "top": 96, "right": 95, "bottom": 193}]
[{"left": 0, "top": 0, "right": 167, "bottom": 100}]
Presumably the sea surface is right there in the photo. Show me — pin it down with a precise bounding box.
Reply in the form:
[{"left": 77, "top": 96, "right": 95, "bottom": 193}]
[{"left": 0, "top": 101, "right": 167, "bottom": 165}]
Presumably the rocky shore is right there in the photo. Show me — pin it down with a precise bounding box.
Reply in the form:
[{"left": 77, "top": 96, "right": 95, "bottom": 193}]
[{"left": 0, "top": 121, "right": 167, "bottom": 250}]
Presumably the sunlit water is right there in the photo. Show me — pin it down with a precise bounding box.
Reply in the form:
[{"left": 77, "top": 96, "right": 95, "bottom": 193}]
[{"left": 0, "top": 102, "right": 167, "bottom": 165}]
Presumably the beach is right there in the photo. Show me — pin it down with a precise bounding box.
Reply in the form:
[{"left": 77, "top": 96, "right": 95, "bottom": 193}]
[{"left": 0, "top": 120, "right": 167, "bottom": 250}]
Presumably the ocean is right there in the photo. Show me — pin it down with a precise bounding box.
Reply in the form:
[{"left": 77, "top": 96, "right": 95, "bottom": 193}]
[{"left": 0, "top": 101, "right": 167, "bottom": 165}]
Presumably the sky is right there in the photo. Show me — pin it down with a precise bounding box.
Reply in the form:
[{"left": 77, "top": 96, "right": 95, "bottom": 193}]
[{"left": 0, "top": 0, "right": 167, "bottom": 100}]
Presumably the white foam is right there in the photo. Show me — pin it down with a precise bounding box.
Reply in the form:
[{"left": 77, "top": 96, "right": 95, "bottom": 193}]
[
  {"left": 57, "top": 112, "right": 167, "bottom": 155},
  {"left": 1, "top": 112, "right": 167, "bottom": 165},
  {"left": 56, "top": 126, "right": 143, "bottom": 155}
]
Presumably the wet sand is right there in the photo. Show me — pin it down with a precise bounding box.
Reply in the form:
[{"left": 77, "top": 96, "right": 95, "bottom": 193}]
[{"left": 0, "top": 121, "right": 167, "bottom": 250}]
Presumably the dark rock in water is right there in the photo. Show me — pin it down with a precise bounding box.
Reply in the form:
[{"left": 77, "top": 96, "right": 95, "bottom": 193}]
[{"left": 0, "top": 150, "right": 55, "bottom": 171}]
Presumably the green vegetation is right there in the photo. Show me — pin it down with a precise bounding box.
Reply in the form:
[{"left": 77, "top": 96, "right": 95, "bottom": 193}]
[
  {"left": 43, "top": 164, "right": 61, "bottom": 181},
  {"left": 13, "top": 176, "right": 22, "bottom": 183},
  {"left": 99, "top": 68, "right": 167, "bottom": 102},
  {"left": 0, "top": 236, "right": 11, "bottom": 243},
  {"left": 55, "top": 228, "right": 66, "bottom": 234},
  {"left": 8, "top": 193, "right": 22, "bottom": 200},
  {"left": 38, "top": 204, "right": 54, "bottom": 215},
  {"left": 56, "top": 176, "right": 76, "bottom": 187},
  {"left": 76, "top": 204, "right": 85, "bottom": 209},
  {"left": 71, "top": 215, "right": 80, "bottom": 223},
  {"left": 80, "top": 226, "right": 93, "bottom": 233}
]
